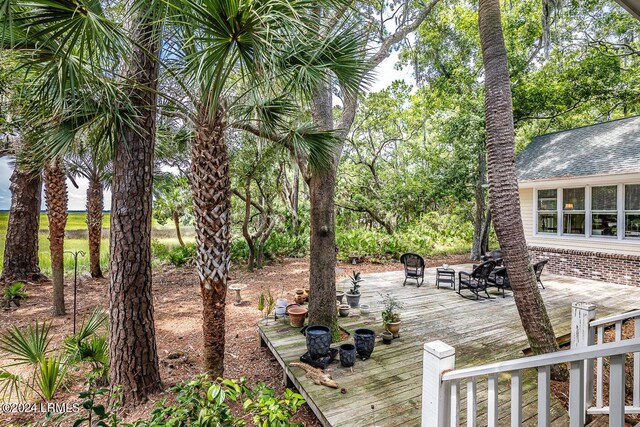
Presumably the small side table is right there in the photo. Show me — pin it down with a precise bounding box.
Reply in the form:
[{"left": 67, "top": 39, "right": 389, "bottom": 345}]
[{"left": 436, "top": 268, "right": 455, "bottom": 289}]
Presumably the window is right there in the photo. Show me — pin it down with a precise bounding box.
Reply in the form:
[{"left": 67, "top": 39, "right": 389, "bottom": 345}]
[
  {"left": 563, "top": 187, "right": 585, "bottom": 235},
  {"left": 625, "top": 184, "right": 640, "bottom": 239},
  {"left": 537, "top": 189, "right": 557, "bottom": 233},
  {"left": 591, "top": 186, "right": 617, "bottom": 237}
]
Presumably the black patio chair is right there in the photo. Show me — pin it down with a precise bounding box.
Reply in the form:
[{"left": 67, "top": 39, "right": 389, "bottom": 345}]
[
  {"left": 533, "top": 259, "right": 549, "bottom": 289},
  {"left": 400, "top": 253, "right": 425, "bottom": 287},
  {"left": 458, "top": 261, "right": 496, "bottom": 299},
  {"left": 481, "top": 249, "right": 503, "bottom": 263},
  {"left": 488, "top": 266, "right": 511, "bottom": 298}
]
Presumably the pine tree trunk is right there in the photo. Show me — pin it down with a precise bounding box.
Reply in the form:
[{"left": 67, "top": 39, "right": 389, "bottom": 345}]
[
  {"left": 191, "top": 107, "right": 231, "bottom": 377},
  {"left": 173, "top": 211, "right": 185, "bottom": 247},
  {"left": 307, "top": 81, "right": 339, "bottom": 338},
  {"left": 1, "top": 164, "right": 43, "bottom": 282},
  {"left": 479, "top": 0, "right": 561, "bottom": 361},
  {"left": 108, "top": 4, "right": 162, "bottom": 403},
  {"left": 86, "top": 174, "right": 104, "bottom": 278},
  {"left": 44, "top": 158, "right": 68, "bottom": 316}
]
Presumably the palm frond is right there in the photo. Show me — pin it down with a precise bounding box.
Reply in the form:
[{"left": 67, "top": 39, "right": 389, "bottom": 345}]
[
  {"left": 285, "top": 123, "right": 340, "bottom": 172},
  {"left": 0, "top": 321, "right": 52, "bottom": 366},
  {"left": 0, "top": 367, "right": 24, "bottom": 401}
]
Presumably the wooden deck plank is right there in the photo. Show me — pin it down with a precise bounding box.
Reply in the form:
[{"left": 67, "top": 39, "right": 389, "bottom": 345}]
[{"left": 259, "top": 265, "right": 640, "bottom": 426}]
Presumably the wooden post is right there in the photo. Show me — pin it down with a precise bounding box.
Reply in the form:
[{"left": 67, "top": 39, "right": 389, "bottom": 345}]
[
  {"left": 571, "top": 301, "right": 596, "bottom": 424},
  {"left": 422, "top": 340, "right": 455, "bottom": 427}
]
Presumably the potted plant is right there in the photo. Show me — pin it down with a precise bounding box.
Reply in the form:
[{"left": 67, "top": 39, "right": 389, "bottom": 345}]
[
  {"left": 3, "top": 282, "right": 28, "bottom": 309},
  {"left": 379, "top": 292, "right": 404, "bottom": 338},
  {"left": 346, "top": 271, "right": 362, "bottom": 308}
]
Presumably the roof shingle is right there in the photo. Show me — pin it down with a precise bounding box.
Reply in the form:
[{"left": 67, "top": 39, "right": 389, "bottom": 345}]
[{"left": 516, "top": 115, "right": 640, "bottom": 182}]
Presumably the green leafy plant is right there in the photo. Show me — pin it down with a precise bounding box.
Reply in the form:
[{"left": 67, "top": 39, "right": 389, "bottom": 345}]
[
  {"left": 64, "top": 308, "right": 109, "bottom": 384},
  {"left": 348, "top": 271, "right": 363, "bottom": 295},
  {"left": 167, "top": 243, "right": 196, "bottom": 267},
  {"left": 379, "top": 292, "right": 404, "bottom": 325},
  {"left": 36, "top": 356, "right": 67, "bottom": 401},
  {"left": 258, "top": 290, "right": 276, "bottom": 325},
  {"left": 42, "top": 385, "right": 122, "bottom": 427},
  {"left": 132, "top": 375, "right": 304, "bottom": 427},
  {"left": 4, "top": 282, "right": 28, "bottom": 300}
]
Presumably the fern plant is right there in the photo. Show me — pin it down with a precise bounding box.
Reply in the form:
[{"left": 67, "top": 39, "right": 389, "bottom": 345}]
[{"left": 3, "top": 282, "right": 28, "bottom": 300}]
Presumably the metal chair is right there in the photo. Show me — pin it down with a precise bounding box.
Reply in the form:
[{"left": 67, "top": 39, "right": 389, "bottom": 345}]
[
  {"left": 488, "top": 266, "right": 511, "bottom": 298},
  {"left": 533, "top": 259, "right": 549, "bottom": 289},
  {"left": 400, "top": 253, "right": 425, "bottom": 287},
  {"left": 458, "top": 261, "right": 496, "bottom": 299}
]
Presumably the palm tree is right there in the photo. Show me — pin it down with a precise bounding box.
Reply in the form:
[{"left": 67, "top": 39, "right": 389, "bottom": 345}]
[
  {"left": 1, "top": 0, "right": 163, "bottom": 402},
  {"left": 43, "top": 157, "right": 68, "bottom": 315},
  {"left": 163, "top": 0, "right": 366, "bottom": 376},
  {"left": 478, "top": 0, "right": 561, "bottom": 363},
  {"left": 66, "top": 149, "right": 110, "bottom": 278}
]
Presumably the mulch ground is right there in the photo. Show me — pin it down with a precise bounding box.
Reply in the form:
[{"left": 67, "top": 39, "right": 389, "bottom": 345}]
[{"left": 0, "top": 254, "right": 469, "bottom": 426}]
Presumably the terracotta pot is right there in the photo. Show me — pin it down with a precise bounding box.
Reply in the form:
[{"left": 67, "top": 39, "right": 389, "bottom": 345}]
[
  {"left": 385, "top": 321, "right": 401, "bottom": 338},
  {"left": 295, "top": 294, "right": 306, "bottom": 305},
  {"left": 303, "top": 288, "right": 310, "bottom": 302},
  {"left": 288, "top": 306, "right": 308, "bottom": 328}
]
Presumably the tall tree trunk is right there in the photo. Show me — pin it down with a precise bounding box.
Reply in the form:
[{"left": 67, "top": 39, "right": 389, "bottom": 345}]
[
  {"left": 191, "top": 107, "right": 231, "bottom": 377},
  {"left": 44, "top": 158, "right": 68, "bottom": 316},
  {"left": 479, "top": 0, "right": 561, "bottom": 364},
  {"left": 108, "top": 3, "right": 162, "bottom": 404},
  {"left": 241, "top": 177, "right": 257, "bottom": 272},
  {"left": 290, "top": 167, "right": 299, "bottom": 231},
  {"left": 86, "top": 174, "right": 104, "bottom": 278},
  {"left": 471, "top": 150, "right": 487, "bottom": 260},
  {"left": 172, "top": 211, "right": 185, "bottom": 247},
  {"left": 306, "top": 81, "right": 339, "bottom": 338},
  {"left": 1, "top": 164, "right": 43, "bottom": 282}
]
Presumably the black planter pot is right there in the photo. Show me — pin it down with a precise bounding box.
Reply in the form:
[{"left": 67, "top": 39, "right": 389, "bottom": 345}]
[
  {"left": 339, "top": 343, "right": 356, "bottom": 367},
  {"left": 305, "top": 325, "right": 331, "bottom": 360},
  {"left": 354, "top": 328, "right": 375, "bottom": 360}
]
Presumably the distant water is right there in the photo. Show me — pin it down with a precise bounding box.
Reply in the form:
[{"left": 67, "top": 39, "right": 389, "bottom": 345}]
[{"left": 0, "top": 157, "right": 112, "bottom": 211}]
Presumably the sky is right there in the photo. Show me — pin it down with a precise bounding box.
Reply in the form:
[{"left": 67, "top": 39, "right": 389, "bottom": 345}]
[{"left": 0, "top": 53, "right": 414, "bottom": 211}]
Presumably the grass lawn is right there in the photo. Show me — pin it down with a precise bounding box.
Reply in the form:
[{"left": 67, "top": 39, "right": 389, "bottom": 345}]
[{"left": 0, "top": 212, "right": 191, "bottom": 276}]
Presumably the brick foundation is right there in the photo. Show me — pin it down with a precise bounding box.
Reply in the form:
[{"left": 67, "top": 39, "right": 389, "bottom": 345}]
[{"left": 528, "top": 246, "right": 640, "bottom": 287}]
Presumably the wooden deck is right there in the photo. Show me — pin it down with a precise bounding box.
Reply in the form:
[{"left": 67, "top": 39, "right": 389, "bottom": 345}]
[{"left": 257, "top": 265, "right": 640, "bottom": 427}]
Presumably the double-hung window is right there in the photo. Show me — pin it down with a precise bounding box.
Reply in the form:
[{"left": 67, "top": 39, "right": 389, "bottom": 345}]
[
  {"left": 625, "top": 184, "right": 640, "bottom": 239},
  {"left": 537, "top": 189, "right": 558, "bottom": 234},
  {"left": 591, "top": 186, "right": 618, "bottom": 237},
  {"left": 562, "top": 187, "right": 585, "bottom": 235}
]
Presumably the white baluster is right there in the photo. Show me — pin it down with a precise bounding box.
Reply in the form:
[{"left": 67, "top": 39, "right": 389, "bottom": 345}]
[
  {"left": 510, "top": 370, "right": 522, "bottom": 427},
  {"left": 450, "top": 380, "right": 459, "bottom": 427},
  {"left": 597, "top": 325, "right": 604, "bottom": 408},
  {"left": 538, "top": 366, "right": 550, "bottom": 427},
  {"left": 615, "top": 320, "right": 623, "bottom": 342},
  {"left": 609, "top": 354, "right": 625, "bottom": 427},
  {"left": 635, "top": 317, "right": 639, "bottom": 408},
  {"left": 488, "top": 374, "right": 498, "bottom": 427},
  {"left": 466, "top": 378, "right": 476, "bottom": 427},
  {"left": 569, "top": 358, "right": 585, "bottom": 427}
]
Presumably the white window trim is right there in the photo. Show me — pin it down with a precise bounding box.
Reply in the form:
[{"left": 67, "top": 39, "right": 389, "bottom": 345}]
[
  {"left": 561, "top": 186, "right": 586, "bottom": 237},
  {"left": 532, "top": 183, "right": 640, "bottom": 243},
  {"left": 589, "top": 184, "right": 618, "bottom": 239}
]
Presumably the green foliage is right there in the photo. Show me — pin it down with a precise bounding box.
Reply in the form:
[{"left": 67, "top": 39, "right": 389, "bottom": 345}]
[
  {"left": 42, "top": 385, "right": 122, "bottom": 427},
  {"left": 152, "top": 175, "right": 193, "bottom": 229},
  {"left": 379, "top": 293, "right": 404, "bottom": 325},
  {"left": 348, "top": 271, "right": 362, "bottom": 295},
  {"left": 0, "top": 309, "right": 108, "bottom": 401},
  {"left": 132, "top": 375, "right": 304, "bottom": 427},
  {"left": 4, "top": 282, "right": 28, "bottom": 300},
  {"left": 151, "top": 241, "right": 196, "bottom": 267},
  {"left": 64, "top": 308, "right": 109, "bottom": 383}
]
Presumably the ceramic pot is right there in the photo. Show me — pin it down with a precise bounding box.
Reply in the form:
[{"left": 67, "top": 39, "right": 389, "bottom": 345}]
[
  {"left": 359, "top": 304, "right": 370, "bottom": 315},
  {"left": 275, "top": 299, "right": 288, "bottom": 317},
  {"left": 354, "top": 328, "right": 375, "bottom": 360},
  {"left": 345, "top": 292, "right": 361, "bottom": 308},
  {"left": 305, "top": 325, "right": 331, "bottom": 359},
  {"left": 336, "top": 291, "right": 345, "bottom": 304},
  {"left": 288, "top": 306, "right": 308, "bottom": 328},
  {"left": 303, "top": 288, "right": 310, "bottom": 302},
  {"left": 385, "top": 321, "right": 401, "bottom": 338},
  {"left": 382, "top": 331, "right": 393, "bottom": 345},
  {"left": 295, "top": 294, "right": 306, "bottom": 305},
  {"left": 338, "top": 304, "right": 350, "bottom": 317},
  {"left": 339, "top": 343, "right": 356, "bottom": 367}
]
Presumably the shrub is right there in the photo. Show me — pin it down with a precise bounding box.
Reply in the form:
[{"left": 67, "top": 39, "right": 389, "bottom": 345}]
[
  {"left": 3, "top": 282, "right": 28, "bottom": 300},
  {"left": 151, "top": 240, "right": 170, "bottom": 260},
  {"left": 167, "top": 244, "right": 196, "bottom": 266},
  {"left": 133, "top": 375, "right": 305, "bottom": 427}
]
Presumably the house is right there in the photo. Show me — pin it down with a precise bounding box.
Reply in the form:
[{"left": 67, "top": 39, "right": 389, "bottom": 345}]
[{"left": 516, "top": 115, "right": 640, "bottom": 286}]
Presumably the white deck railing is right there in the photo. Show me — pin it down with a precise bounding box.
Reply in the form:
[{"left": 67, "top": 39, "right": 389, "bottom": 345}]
[{"left": 422, "top": 303, "right": 640, "bottom": 427}]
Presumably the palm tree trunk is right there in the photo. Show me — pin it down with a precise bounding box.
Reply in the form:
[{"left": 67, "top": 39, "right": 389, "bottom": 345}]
[
  {"left": 172, "top": 211, "right": 185, "bottom": 247},
  {"left": 44, "top": 158, "right": 68, "bottom": 316},
  {"left": 86, "top": 174, "right": 104, "bottom": 278},
  {"left": 479, "top": 0, "right": 561, "bottom": 361},
  {"left": 471, "top": 150, "right": 487, "bottom": 260},
  {"left": 108, "top": 3, "right": 162, "bottom": 404},
  {"left": 1, "top": 163, "right": 44, "bottom": 282},
  {"left": 191, "top": 106, "right": 231, "bottom": 377}
]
